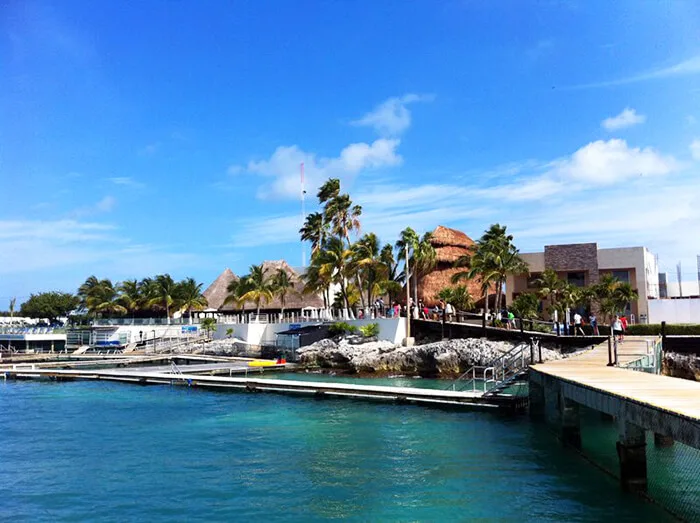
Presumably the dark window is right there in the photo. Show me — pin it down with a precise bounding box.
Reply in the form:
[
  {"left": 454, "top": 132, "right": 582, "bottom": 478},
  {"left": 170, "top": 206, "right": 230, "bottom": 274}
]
[
  {"left": 611, "top": 270, "right": 630, "bottom": 283},
  {"left": 567, "top": 271, "right": 586, "bottom": 287},
  {"left": 527, "top": 273, "right": 541, "bottom": 288}
]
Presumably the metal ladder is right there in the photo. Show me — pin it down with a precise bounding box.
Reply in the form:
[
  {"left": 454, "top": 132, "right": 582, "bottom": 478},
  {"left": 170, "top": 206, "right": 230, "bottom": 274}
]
[{"left": 447, "top": 342, "right": 531, "bottom": 395}]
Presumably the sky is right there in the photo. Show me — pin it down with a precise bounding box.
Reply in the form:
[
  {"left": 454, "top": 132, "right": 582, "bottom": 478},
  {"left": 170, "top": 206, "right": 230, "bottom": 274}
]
[{"left": 2, "top": 0, "right": 700, "bottom": 305}]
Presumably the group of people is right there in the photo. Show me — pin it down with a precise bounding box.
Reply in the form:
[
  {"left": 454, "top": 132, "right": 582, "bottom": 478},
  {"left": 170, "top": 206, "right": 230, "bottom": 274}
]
[{"left": 360, "top": 297, "right": 456, "bottom": 322}]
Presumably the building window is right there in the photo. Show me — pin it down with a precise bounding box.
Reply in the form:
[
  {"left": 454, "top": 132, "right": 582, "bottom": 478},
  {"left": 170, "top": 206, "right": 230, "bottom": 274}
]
[
  {"left": 567, "top": 271, "right": 586, "bottom": 287},
  {"left": 611, "top": 270, "right": 630, "bottom": 283},
  {"left": 527, "top": 273, "right": 541, "bottom": 288}
]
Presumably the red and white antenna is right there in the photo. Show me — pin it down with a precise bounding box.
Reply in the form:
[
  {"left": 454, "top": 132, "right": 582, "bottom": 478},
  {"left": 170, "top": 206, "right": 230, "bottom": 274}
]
[{"left": 301, "top": 162, "right": 306, "bottom": 267}]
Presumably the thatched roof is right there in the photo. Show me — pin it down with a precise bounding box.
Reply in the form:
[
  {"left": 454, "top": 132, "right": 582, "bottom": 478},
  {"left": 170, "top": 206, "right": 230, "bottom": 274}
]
[
  {"left": 416, "top": 225, "right": 493, "bottom": 307},
  {"left": 430, "top": 226, "right": 475, "bottom": 264},
  {"left": 431, "top": 225, "right": 474, "bottom": 248},
  {"left": 218, "top": 260, "right": 325, "bottom": 312},
  {"left": 202, "top": 268, "right": 238, "bottom": 310}
]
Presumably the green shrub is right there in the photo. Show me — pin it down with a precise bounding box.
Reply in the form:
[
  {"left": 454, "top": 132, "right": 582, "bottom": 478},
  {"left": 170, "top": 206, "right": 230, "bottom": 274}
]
[
  {"left": 359, "top": 322, "right": 380, "bottom": 337},
  {"left": 329, "top": 321, "right": 358, "bottom": 336},
  {"left": 626, "top": 324, "right": 700, "bottom": 336}
]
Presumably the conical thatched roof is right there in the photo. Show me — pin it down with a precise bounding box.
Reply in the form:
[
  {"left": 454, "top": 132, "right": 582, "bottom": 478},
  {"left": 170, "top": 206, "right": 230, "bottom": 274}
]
[
  {"left": 203, "top": 268, "right": 238, "bottom": 310},
  {"left": 219, "top": 260, "right": 325, "bottom": 312},
  {"left": 415, "top": 225, "right": 493, "bottom": 307}
]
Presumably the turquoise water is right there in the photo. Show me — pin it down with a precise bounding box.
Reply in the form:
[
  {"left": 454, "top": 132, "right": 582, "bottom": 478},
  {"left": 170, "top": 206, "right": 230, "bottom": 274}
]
[
  {"left": 0, "top": 381, "right": 675, "bottom": 522},
  {"left": 258, "top": 371, "right": 452, "bottom": 390}
]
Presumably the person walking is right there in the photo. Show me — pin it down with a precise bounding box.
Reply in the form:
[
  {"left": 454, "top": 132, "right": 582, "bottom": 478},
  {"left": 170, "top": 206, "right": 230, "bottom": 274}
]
[
  {"left": 589, "top": 313, "right": 598, "bottom": 335},
  {"left": 573, "top": 312, "right": 585, "bottom": 336},
  {"left": 613, "top": 315, "right": 623, "bottom": 343},
  {"left": 620, "top": 314, "right": 628, "bottom": 342}
]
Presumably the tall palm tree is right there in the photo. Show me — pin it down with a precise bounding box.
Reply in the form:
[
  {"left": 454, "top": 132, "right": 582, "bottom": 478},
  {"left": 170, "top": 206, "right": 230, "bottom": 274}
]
[
  {"left": 451, "top": 245, "right": 499, "bottom": 318},
  {"left": 148, "top": 274, "right": 178, "bottom": 323},
  {"left": 352, "top": 233, "right": 387, "bottom": 308},
  {"left": 78, "top": 275, "right": 101, "bottom": 313},
  {"left": 396, "top": 227, "right": 420, "bottom": 306},
  {"left": 9, "top": 297, "right": 16, "bottom": 320},
  {"left": 235, "top": 264, "right": 274, "bottom": 316},
  {"left": 299, "top": 212, "right": 328, "bottom": 255},
  {"left": 324, "top": 193, "right": 362, "bottom": 244},
  {"left": 534, "top": 269, "right": 565, "bottom": 319},
  {"left": 118, "top": 279, "right": 141, "bottom": 316},
  {"left": 317, "top": 178, "right": 340, "bottom": 204},
  {"left": 86, "top": 279, "right": 127, "bottom": 317},
  {"left": 303, "top": 258, "right": 332, "bottom": 312},
  {"left": 316, "top": 237, "right": 354, "bottom": 311},
  {"left": 177, "top": 277, "right": 208, "bottom": 324},
  {"left": 379, "top": 243, "right": 404, "bottom": 306},
  {"left": 271, "top": 268, "right": 295, "bottom": 317},
  {"left": 413, "top": 232, "right": 437, "bottom": 300},
  {"left": 593, "top": 274, "right": 639, "bottom": 324}
]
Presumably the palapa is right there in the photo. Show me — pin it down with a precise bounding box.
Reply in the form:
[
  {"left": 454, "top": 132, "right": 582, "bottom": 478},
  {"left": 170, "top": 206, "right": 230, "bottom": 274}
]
[{"left": 415, "top": 225, "right": 495, "bottom": 308}]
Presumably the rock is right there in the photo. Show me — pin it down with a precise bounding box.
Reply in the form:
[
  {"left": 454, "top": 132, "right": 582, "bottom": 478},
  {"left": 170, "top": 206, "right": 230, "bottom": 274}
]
[
  {"left": 663, "top": 352, "right": 700, "bottom": 381},
  {"left": 297, "top": 336, "right": 565, "bottom": 375}
]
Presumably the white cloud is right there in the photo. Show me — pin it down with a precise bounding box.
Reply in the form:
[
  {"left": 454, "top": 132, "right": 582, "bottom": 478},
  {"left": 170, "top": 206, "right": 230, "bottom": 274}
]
[
  {"left": 690, "top": 139, "right": 700, "bottom": 161},
  {"left": 570, "top": 54, "right": 700, "bottom": 89},
  {"left": 551, "top": 139, "right": 677, "bottom": 184},
  {"left": 231, "top": 138, "right": 686, "bottom": 251},
  {"left": 95, "top": 196, "right": 116, "bottom": 212},
  {"left": 601, "top": 108, "right": 646, "bottom": 131},
  {"left": 108, "top": 177, "right": 145, "bottom": 188},
  {"left": 69, "top": 196, "right": 117, "bottom": 218},
  {"left": 244, "top": 138, "right": 402, "bottom": 200},
  {"left": 351, "top": 94, "right": 433, "bottom": 136}
]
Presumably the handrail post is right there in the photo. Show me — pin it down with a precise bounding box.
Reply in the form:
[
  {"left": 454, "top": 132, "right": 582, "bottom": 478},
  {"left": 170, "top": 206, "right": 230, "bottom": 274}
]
[
  {"left": 660, "top": 321, "right": 666, "bottom": 354},
  {"left": 481, "top": 312, "right": 487, "bottom": 338},
  {"left": 530, "top": 338, "right": 534, "bottom": 364},
  {"left": 607, "top": 335, "right": 614, "bottom": 366}
]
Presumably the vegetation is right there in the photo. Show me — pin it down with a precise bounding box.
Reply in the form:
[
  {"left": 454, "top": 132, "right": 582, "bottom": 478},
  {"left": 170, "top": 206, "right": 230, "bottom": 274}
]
[
  {"left": 359, "top": 322, "right": 380, "bottom": 337},
  {"left": 225, "top": 328, "right": 234, "bottom": 338},
  {"left": 200, "top": 317, "right": 217, "bottom": 339},
  {"left": 452, "top": 224, "right": 526, "bottom": 316},
  {"left": 76, "top": 274, "right": 209, "bottom": 321},
  {"left": 436, "top": 286, "right": 474, "bottom": 312},
  {"left": 328, "top": 321, "right": 358, "bottom": 336},
  {"left": 19, "top": 292, "right": 80, "bottom": 323},
  {"left": 626, "top": 323, "right": 700, "bottom": 336},
  {"left": 509, "top": 293, "right": 540, "bottom": 320},
  {"left": 224, "top": 264, "right": 275, "bottom": 315}
]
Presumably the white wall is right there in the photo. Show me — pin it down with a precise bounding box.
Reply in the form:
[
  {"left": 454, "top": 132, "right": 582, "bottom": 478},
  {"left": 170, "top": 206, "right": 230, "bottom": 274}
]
[
  {"left": 213, "top": 318, "right": 406, "bottom": 345},
  {"left": 648, "top": 299, "right": 700, "bottom": 324}
]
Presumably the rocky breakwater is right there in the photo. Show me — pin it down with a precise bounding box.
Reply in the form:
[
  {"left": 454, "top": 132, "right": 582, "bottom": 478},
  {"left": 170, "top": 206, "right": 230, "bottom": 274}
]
[
  {"left": 663, "top": 352, "right": 700, "bottom": 382},
  {"left": 297, "top": 337, "right": 563, "bottom": 376}
]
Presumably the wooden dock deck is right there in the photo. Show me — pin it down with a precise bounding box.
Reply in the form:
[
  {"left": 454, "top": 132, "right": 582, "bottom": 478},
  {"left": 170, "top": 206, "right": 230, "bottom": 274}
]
[
  {"left": 532, "top": 337, "right": 700, "bottom": 422},
  {"left": 1, "top": 365, "right": 518, "bottom": 410}
]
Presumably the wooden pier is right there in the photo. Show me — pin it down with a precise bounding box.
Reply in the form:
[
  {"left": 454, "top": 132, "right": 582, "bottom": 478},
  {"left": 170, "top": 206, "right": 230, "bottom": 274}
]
[{"left": 530, "top": 336, "right": 700, "bottom": 494}]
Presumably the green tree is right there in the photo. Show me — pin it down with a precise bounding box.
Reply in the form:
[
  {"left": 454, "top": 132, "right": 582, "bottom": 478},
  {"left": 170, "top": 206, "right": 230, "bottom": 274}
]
[
  {"left": 299, "top": 212, "right": 328, "bottom": 256},
  {"left": 352, "top": 232, "right": 387, "bottom": 308},
  {"left": 315, "top": 237, "right": 354, "bottom": 311},
  {"left": 534, "top": 269, "right": 565, "bottom": 318},
  {"left": 436, "top": 285, "right": 474, "bottom": 312},
  {"left": 232, "top": 264, "right": 274, "bottom": 316},
  {"left": 593, "top": 274, "right": 639, "bottom": 324},
  {"left": 316, "top": 178, "right": 340, "bottom": 204},
  {"left": 86, "top": 279, "right": 127, "bottom": 317},
  {"left": 117, "top": 279, "right": 142, "bottom": 315},
  {"left": 509, "top": 293, "right": 541, "bottom": 320},
  {"left": 379, "top": 243, "right": 404, "bottom": 306},
  {"left": 271, "top": 268, "right": 295, "bottom": 317},
  {"left": 452, "top": 246, "right": 499, "bottom": 318},
  {"left": 148, "top": 274, "right": 178, "bottom": 323},
  {"left": 200, "top": 317, "right": 217, "bottom": 340},
  {"left": 20, "top": 292, "right": 80, "bottom": 323},
  {"left": 177, "top": 277, "right": 208, "bottom": 324}
]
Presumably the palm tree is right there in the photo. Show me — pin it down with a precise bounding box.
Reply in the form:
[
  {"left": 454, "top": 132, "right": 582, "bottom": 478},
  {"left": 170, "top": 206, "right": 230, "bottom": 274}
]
[
  {"left": 78, "top": 275, "right": 101, "bottom": 313},
  {"left": 177, "top": 277, "right": 208, "bottom": 324},
  {"left": 299, "top": 212, "right": 328, "bottom": 255},
  {"left": 451, "top": 246, "right": 499, "bottom": 318},
  {"left": 437, "top": 285, "right": 474, "bottom": 312},
  {"left": 324, "top": 193, "right": 362, "bottom": 245},
  {"left": 396, "top": 227, "right": 420, "bottom": 306},
  {"left": 509, "top": 293, "right": 540, "bottom": 321},
  {"left": 303, "top": 259, "right": 332, "bottom": 312},
  {"left": 593, "top": 274, "right": 639, "bottom": 324},
  {"left": 235, "top": 264, "right": 274, "bottom": 316},
  {"left": 200, "top": 317, "right": 217, "bottom": 340},
  {"left": 352, "top": 233, "right": 387, "bottom": 308},
  {"left": 118, "top": 279, "right": 141, "bottom": 316},
  {"left": 271, "top": 268, "right": 295, "bottom": 317},
  {"left": 86, "top": 279, "right": 127, "bottom": 317},
  {"left": 413, "top": 232, "right": 437, "bottom": 300},
  {"left": 379, "top": 243, "right": 404, "bottom": 306},
  {"left": 148, "top": 274, "right": 178, "bottom": 323},
  {"left": 534, "top": 269, "right": 565, "bottom": 318},
  {"left": 315, "top": 237, "right": 354, "bottom": 311},
  {"left": 317, "top": 178, "right": 340, "bottom": 204}
]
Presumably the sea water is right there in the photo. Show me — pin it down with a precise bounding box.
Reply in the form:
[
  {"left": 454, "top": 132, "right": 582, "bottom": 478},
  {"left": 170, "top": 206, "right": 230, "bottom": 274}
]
[{"left": 0, "top": 381, "right": 675, "bottom": 522}]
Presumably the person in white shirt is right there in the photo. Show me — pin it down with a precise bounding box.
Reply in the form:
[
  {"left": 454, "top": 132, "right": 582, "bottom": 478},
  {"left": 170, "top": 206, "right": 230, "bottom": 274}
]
[{"left": 573, "top": 312, "right": 585, "bottom": 336}]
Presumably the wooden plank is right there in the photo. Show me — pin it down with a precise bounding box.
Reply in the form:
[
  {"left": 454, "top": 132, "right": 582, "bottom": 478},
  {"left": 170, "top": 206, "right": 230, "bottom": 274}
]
[{"left": 533, "top": 337, "right": 700, "bottom": 421}]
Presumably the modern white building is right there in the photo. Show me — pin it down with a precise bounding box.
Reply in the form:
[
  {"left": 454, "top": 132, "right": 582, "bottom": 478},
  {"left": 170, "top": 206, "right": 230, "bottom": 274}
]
[{"left": 506, "top": 243, "right": 658, "bottom": 323}]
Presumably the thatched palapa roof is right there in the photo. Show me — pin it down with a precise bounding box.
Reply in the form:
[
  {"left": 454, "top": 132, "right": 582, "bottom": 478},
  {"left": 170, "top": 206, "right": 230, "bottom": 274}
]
[
  {"left": 202, "top": 268, "right": 238, "bottom": 310},
  {"left": 213, "top": 260, "right": 324, "bottom": 312},
  {"left": 416, "top": 225, "right": 494, "bottom": 307}
]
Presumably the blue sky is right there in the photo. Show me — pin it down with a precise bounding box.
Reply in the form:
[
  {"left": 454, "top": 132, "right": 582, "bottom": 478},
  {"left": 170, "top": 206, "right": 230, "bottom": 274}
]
[{"left": 2, "top": 0, "right": 700, "bottom": 304}]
